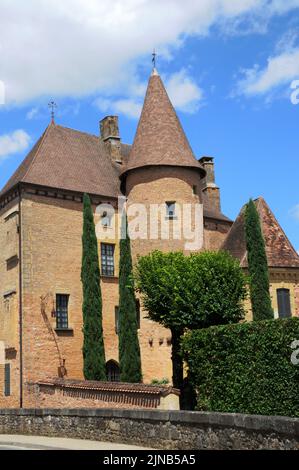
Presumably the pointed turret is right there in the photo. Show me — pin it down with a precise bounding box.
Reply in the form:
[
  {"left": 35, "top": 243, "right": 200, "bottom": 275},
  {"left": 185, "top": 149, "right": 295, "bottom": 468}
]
[
  {"left": 222, "top": 197, "right": 299, "bottom": 268},
  {"left": 120, "top": 69, "right": 205, "bottom": 191}
]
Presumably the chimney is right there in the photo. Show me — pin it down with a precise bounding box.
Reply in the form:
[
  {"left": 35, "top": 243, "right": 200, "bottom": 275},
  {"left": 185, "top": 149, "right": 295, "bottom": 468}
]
[
  {"left": 198, "top": 156, "right": 221, "bottom": 212},
  {"left": 100, "top": 116, "right": 122, "bottom": 164}
]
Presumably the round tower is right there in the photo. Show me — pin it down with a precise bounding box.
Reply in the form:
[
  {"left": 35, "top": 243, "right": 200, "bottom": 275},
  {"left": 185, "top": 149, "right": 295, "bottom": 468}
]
[{"left": 120, "top": 68, "right": 206, "bottom": 259}]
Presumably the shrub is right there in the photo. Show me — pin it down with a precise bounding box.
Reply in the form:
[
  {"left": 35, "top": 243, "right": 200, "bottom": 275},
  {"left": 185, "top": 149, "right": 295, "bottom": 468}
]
[
  {"left": 135, "top": 250, "right": 247, "bottom": 394},
  {"left": 182, "top": 318, "right": 299, "bottom": 417}
]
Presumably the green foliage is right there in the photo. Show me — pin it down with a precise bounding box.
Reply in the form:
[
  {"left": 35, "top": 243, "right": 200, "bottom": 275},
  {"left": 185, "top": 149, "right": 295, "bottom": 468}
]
[
  {"left": 81, "top": 193, "right": 106, "bottom": 380},
  {"left": 245, "top": 199, "right": 273, "bottom": 320},
  {"left": 118, "top": 213, "right": 142, "bottom": 383},
  {"left": 135, "top": 250, "right": 247, "bottom": 330},
  {"left": 182, "top": 318, "right": 299, "bottom": 417},
  {"left": 135, "top": 250, "right": 247, "bottom": 392},
  {"left": 151, "top": 378, "right": 170, "bottom": 385}
]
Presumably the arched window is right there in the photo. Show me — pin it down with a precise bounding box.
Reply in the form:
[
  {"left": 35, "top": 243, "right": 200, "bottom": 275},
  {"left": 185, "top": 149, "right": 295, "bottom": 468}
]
[
  {"left": 106, "top": 360, "right": 120, "bottom": 382},
  {"left": 277, "top": 288, "right": 291, "bottom": 318}
]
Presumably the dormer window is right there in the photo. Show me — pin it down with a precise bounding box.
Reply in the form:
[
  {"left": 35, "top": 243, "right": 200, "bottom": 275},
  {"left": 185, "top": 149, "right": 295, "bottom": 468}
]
[{"left": 166, "top": 201, "right": 176, "bottom": 220}]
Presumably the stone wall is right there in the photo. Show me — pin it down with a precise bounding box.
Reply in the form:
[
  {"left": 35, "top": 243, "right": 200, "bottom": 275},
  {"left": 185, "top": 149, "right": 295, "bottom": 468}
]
[{"left": 0, "top": 409, "right": 297, "bottom": 450}]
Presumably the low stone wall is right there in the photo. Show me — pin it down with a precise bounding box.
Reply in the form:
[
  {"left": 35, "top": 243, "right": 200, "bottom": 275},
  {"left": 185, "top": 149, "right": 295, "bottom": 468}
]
[
  {"left": 26, "top": 378, "right": 180, "bottom": 410},
  {"left": 0, "top": 409, "right": 298, "bottom": 450}
]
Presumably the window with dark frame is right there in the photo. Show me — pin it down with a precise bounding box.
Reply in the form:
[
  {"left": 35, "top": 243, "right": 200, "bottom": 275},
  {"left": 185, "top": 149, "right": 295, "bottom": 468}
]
[
  {"left": 56, "top": 294, "right": 69, "bottom": 329},
  {"left": 277, "top": 288, "right": 292, "bottom": 318},
  {"left": 166, "top": 201, "right": 176, "bottom": 219},
  {"left": 101, "top": 243, "right": 115, "bottom": 276},
  {"left": 4, "top": 363, "right": 10, "bottom": 397}
]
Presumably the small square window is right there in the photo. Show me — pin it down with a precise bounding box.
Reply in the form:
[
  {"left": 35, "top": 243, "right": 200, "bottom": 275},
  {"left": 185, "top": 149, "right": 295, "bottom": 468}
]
[{"left": 166, "top": 201, "right": 176, "bottom": 219}]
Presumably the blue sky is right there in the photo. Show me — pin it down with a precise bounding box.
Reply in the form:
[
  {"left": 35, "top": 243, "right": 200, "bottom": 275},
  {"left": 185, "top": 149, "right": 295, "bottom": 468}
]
[{"left": 0, "top": 0, "right": 299, "bottom": 251}]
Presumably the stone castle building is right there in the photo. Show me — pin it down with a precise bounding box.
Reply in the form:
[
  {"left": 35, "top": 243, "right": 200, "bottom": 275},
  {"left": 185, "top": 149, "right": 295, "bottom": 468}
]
[{"left": 1, "top": 68, "right": 299, "bottom": 407}]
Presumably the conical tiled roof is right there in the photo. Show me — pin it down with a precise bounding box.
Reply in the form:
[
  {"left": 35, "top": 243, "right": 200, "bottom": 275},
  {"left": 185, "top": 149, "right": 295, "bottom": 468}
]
[
  {"left": 120, "top": 69, "right": 205, "bottom": 186},
  {"left": 222, "top": 197, "right": 299, "bottom": 268}
]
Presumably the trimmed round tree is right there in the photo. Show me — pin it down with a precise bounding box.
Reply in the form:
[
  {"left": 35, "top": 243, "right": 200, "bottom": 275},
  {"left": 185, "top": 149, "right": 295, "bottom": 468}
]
[
  {"left": 135, "top": 250, "right": 247, "bottom": 393},
  {"left": 81, "top": 193, "right": 106, "bottom": 380},
  {"left": 245, "top": 199, "right": 273, "bottom": 321},
  {"left": 118, "top": 213, "right": 142, "bottom": 383}
]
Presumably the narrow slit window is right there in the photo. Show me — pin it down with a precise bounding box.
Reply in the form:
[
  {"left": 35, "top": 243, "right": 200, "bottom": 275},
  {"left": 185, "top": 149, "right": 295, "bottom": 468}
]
[
  {"left": 115, "top": 306, "right": 119, "bottom": 335},
  {"left": 4, "top": 363, "right": 10, "bottom": 397}
]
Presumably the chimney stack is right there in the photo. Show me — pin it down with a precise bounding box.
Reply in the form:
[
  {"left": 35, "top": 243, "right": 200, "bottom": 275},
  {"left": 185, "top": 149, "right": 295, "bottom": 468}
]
[
  {"left": 199, "top": 156, "right": 221, "bottom": 212},
  {"left": 100, "top": 116, "right": 122, "bottom": 164}
]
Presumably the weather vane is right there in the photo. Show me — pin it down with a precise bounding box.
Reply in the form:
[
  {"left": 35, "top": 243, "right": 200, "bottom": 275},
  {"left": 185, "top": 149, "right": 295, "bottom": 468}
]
[
  {"left": 48, "top": 100, "right": 57, "bottom": 123},
  {"left": 152, "top": 49, "right": 157, "bottom": 69}
]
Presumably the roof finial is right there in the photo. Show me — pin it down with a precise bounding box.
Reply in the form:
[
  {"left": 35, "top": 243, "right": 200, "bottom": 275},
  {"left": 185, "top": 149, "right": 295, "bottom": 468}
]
[
  {"left": 48, "top": 100, "right": 57, "bottom": 123},
  {"left": 151, "top": 49, "right": 158, "bottom": 76},
  {"left": 152, "top": 49, "right": 156, "bottom": 69}
]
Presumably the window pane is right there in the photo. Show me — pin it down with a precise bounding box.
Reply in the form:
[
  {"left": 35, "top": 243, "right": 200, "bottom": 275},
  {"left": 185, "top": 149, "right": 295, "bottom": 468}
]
[
  {"left": 56, "top": 294, "right": 69, "bottom": 329},
  {"left": 277, "top": 289, "right": 291, "bottom": 318},
  {"left": 101, "top": 243, "right": 115, "bottom": 276}
]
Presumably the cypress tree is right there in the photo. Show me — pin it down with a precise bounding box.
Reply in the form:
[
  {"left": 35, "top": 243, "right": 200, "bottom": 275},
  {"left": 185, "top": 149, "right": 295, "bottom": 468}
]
[
  {"left": 244, "top": 199, "right": 273, "bottom": 320},
  {"left": 118, "top": 213, "right": 142, "bottom": 382},
  {"left": 81, "top": 193, "right": 106, "bottom": 380}
]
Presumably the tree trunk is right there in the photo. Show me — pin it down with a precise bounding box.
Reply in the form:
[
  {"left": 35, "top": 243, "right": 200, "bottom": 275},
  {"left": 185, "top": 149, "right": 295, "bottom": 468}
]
[{"left": 171, "top": 328, "right": 184, "bottom": 396}]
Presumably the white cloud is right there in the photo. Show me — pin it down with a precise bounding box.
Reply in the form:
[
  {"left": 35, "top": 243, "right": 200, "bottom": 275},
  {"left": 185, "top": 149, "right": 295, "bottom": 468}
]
[
  {"left": 235, "top": 47, "right": 299, "bottom": 96},
  {"left": 0, "top": 130, "right": 31, "bottom": 161},
  {"left": 290, "top": 204, "right": 299, "bottom": 221},
  {"left": 94, "top": 69, "right": 203, "bottom": 119},
  {"left": 95, "top": 97, "right": 142, "bottom": 119},
  {"left": 26, "top": 107, "right": 40, "bottom": 120},
  {"left": 1, "top": 0, "right": 299, "bottom": 104},
  {"left": 166, "top": 69, "right": 204, "bottom": 113}
]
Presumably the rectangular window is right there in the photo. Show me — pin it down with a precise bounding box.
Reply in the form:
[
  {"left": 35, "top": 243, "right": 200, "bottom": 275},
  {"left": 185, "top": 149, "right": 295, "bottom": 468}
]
[
  {"left": 193, "top": 185, "right": 197, "bottom": 195},
  {"left": 4, "top": 363, "right": 10, "bottom": 397},
  {"left": 101, "top": 243, "right": 115, "bottom": 277},
  {"left": 277, "top": 288, "right": 291, "bottom": 318},
  {"left": 56, "top": 294, "right": 69, "bottom": 329},
  {"left": 166, "top": 201, "right": 176, "bottom": 219},
  {"left": 115, "top": 306, "right": 119, "bottom": 335}
]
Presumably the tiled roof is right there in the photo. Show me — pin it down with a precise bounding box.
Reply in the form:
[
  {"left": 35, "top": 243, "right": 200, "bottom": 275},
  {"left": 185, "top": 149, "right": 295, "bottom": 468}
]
[
  {"left": 120, "top": 70, "right": 205, "bottom": 186},
  {"left": 222, "top": 197, "right": 299, "bottom": 268},
  {"left": 204, "top": 208, "right": 233, "bottom": 223},
  {"left": 0, "top": 122, "right": 124, "bottom": 199},
  {"left": 38, "top": 378, "right": 180, "bottom": 397}
]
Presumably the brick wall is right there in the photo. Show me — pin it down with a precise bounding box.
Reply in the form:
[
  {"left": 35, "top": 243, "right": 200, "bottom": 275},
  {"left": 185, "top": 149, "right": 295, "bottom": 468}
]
[
  {"left": 0, "top": 199, "right": 21, "bottom": 407},
  {"left": 26, "top": 379, "right": 180, "bottom": 410}
]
